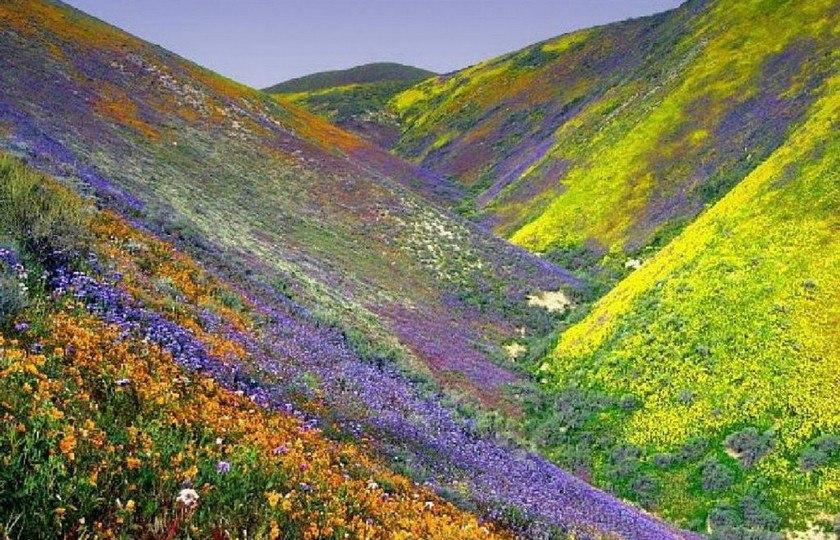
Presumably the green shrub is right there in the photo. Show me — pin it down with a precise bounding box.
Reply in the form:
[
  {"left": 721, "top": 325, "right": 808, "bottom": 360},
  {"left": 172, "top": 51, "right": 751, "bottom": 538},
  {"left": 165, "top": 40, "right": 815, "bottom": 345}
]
[
  {"left": 799, "top": 435, "right": 840, "bottom": 472},
  {"left": 725, "top": 428, "right": 775, "bottom": 468},
  {"left": 0, "top": 271, "right": 27, "bottom": 324},
  {"left": 701, "top": 458, "right": 735, "bottom": 492}
]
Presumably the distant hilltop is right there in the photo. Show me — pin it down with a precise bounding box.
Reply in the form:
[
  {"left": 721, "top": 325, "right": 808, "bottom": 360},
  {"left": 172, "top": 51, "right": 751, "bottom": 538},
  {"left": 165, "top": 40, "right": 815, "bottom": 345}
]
[{"left": 264, "top": 62, "right": 435, "bottom": 94}]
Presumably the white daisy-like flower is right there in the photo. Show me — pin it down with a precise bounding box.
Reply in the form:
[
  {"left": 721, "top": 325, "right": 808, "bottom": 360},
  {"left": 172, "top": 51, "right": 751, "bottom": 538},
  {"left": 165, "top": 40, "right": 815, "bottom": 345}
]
[{"left": 176, "top": 488, "right": 199, "bottom": 509}]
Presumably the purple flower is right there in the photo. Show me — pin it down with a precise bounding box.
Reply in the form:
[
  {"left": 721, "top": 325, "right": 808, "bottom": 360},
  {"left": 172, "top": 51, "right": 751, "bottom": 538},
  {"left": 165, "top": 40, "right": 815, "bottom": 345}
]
[{"left": 216, "top": 461, "right": 231, "bottom": 475}]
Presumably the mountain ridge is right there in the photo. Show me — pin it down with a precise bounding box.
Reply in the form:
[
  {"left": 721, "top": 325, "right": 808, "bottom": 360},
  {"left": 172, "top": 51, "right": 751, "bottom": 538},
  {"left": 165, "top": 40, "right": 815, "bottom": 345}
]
[{"left": 264, "top": 62, "right": 436, "bottom": 94}]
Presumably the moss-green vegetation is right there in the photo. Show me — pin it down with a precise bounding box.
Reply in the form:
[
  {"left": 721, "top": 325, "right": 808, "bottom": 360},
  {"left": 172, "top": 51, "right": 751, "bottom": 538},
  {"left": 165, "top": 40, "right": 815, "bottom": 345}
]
[{"left": 0, "top": 156, "right": 91, "bottom": 264}]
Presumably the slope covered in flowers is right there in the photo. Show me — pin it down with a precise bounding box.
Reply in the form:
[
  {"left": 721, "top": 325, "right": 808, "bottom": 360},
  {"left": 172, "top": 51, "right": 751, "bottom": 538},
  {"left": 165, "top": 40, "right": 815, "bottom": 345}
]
[
  {"left": 0, "top": 156, "right": 700, "bottom": 539},
  {"left": 0, "top": 164, "right": 504, "bottom": 540},
  {"left": 531, "top": 69, "right": 840, "bottom": 535},
  {"left": 0, "top": 0, "right": 579, "bottom": 416},
  {"left": 388, "top": 0, "right": 838, "bottom": 275}
]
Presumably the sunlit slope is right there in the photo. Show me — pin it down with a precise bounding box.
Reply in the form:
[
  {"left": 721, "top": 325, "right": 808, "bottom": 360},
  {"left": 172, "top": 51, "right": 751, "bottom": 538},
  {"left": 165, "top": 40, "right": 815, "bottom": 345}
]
[
  {"left": 536, "top": 71, "right": 839, "bottom": 533},
  {"left": 0, "top": 0, "right": 575, "bottom": 410},
  {"left": 391, "top": 0, "right": 839, "bottom": 262}
]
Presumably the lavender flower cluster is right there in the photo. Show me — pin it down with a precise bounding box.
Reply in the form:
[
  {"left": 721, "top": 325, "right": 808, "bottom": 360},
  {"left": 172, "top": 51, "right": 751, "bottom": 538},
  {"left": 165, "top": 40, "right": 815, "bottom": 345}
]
[{"left": 52, "top": 264, "right": 694, "bottom": 540}]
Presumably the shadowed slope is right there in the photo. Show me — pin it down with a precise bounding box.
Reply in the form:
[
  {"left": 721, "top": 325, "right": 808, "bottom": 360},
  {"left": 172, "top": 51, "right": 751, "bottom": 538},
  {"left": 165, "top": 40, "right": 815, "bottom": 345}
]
[{"left": 269, "top": 63, "right": 437, "bottom": 148}]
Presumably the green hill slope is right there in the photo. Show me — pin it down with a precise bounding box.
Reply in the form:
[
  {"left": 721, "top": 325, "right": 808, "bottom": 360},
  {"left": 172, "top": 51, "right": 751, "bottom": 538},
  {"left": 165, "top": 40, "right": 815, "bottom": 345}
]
[
  {"left": 530, "top": 70, "right": 839, "bottom": 534},
  {"left": 388, "top": 0, "right": 838, "bottom": 277},
  {"left": 265, "top": 62, "right": 435, "bottom": 94},
  {"left": 268, "top": 64, "right": 437, "bottom": 148}
]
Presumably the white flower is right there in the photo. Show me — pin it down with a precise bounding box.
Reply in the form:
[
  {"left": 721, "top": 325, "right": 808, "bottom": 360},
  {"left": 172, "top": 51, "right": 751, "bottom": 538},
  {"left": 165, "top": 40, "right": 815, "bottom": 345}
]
[
  {"left": 176, "top": 488, "right": 199, "bottom": 509},
  {"left": 115, "top": 378, "right": 132, "bottom": 387}
]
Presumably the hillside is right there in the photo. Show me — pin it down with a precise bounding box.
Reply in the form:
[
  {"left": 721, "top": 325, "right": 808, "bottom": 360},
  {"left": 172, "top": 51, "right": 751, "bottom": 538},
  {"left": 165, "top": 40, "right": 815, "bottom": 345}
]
[
  {"left": 370, "top": 0, "right": 838, "bottom": 535},
  {"left": 265, "top": 62, "right": 435, "bottom": 94},
  {"left": 0, "top": 1, "right": 698, "bottom": 538},
  {"left": 0, "top": 158, "right": 507, "bottom": 540},
  {"left": 382, "top": 0, "right": 838, "bottom": 278},
  {"left": 0, "top": 0, "right": 545, "bottom": 412},
  {"left": 531, "top": 69, "right": 839, "bottom": 535},
  {"left": 269, "top": 64, "right": 436, "bottom": 148}
]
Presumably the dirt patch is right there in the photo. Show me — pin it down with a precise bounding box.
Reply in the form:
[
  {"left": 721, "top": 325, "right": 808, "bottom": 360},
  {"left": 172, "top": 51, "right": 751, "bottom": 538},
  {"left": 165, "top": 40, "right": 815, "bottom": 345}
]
[{"left": 528, "top": 290, "right": 571, "bottom": 312}]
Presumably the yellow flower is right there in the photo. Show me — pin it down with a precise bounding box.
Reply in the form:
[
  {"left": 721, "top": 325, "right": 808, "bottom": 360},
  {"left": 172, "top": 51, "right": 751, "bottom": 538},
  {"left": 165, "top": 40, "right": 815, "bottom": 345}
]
[
  {"left": 126, "top": 456, "right": 141, "bottom": 469},
  {"left": 265, "top": 491, "right": 281, "bottom": 508}
]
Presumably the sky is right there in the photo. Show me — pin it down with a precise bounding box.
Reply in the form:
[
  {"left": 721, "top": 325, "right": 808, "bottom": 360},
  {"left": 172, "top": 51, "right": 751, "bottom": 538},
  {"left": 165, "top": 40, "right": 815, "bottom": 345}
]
[{"left": 65, "top": 0, "right": 685, "bottom": 89}]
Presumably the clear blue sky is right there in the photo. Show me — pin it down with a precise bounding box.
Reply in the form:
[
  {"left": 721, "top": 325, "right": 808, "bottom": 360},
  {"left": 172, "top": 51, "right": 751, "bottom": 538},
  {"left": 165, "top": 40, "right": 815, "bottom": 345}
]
[{"left": 65, "top": 0, "right": 684, "bottom": 88}]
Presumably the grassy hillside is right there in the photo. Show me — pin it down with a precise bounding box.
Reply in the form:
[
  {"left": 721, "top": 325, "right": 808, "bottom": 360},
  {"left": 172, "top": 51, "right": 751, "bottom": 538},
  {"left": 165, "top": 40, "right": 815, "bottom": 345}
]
[
  {"left": 388, "top": 0, "right": 839, "bottom": 277},
  {"left": 269, "top": 64, "right": 437, "bottom": 148},
  {"left": 0, "top": 2, "right": 699, "bottom": 538},
  {"left": 529, "top": 69, "right": 839, "bottom": 535},
  {"left": 265, "top": 63, "right": 435, "bottom": 94}
]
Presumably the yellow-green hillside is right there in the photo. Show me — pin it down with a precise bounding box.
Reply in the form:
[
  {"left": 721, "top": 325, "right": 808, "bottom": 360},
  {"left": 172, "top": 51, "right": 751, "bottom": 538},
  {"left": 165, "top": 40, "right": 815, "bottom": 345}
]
[
  {"left": 533, "top": 69, "right": 839, "bottom": 534},
  {"left": 390, "top": 0, "right": 839, "bottom": 278}
]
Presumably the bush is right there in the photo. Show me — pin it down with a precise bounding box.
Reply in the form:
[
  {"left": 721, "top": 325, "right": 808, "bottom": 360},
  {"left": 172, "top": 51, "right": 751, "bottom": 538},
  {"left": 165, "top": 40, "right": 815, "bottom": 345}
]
[
  {"left": 741, "top": 495, "right": 780, "bottom": 530},
  {"left": 0, "top": 273, "right": 27, "bottom": 324},
  {"left": 0, "top": 156, "right": 91, "bottom": 266},
  {"left": 799, "top": 434, "right": 840, "bottom": 472},
  {"left": 680, "top": 437, "right": 710, "bottom": 462},
  {"left": 709, "top": 503, "right": 742, "bottom": 529},
  {"left": 701, "top": 458, "right": 735, "bottom": 492},
  {"left": 725, "top": 428, "right": 775, "bottom": 468}
]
